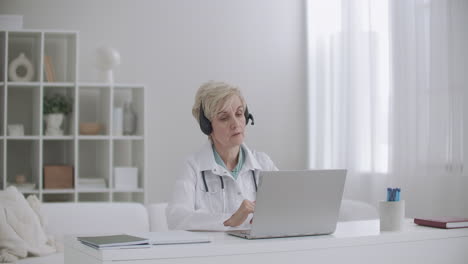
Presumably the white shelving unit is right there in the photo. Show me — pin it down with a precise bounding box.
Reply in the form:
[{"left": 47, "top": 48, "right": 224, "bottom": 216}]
[{"left": 0, "top": 30, "right": 146, "bottom": 203}]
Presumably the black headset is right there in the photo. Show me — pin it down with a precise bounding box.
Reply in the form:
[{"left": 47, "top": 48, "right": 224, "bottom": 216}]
[{"left": 199, "top": 103, "right": 254, "bottom": 135}]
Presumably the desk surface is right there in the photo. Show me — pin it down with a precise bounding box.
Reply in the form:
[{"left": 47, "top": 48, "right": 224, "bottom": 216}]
[{"left": 65, "top": 219, "right": 468, "bottom": 262}]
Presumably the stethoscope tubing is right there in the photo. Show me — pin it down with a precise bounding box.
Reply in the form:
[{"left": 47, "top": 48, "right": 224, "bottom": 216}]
[
  {"left": 201, "top": 170, "right": 257, "bottom": 214},
  {"left": 201, "top": 170, "right": 257, "bottom": 192}
]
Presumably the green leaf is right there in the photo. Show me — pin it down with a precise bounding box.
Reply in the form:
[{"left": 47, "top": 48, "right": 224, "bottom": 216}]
[{"left": 43, "top": 93, "right": 73, "bottom": 115}]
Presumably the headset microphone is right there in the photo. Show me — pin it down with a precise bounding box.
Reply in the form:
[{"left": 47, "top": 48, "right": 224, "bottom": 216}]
[{"left": 247, "top": 113, "right": 254, "bottom": 125}]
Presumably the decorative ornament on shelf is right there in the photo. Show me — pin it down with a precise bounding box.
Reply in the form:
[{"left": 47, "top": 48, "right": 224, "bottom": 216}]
[
  {"left": 96, "top": 46, "right": 121, "bottom": 84},
  {"left": 7, "top": 124, "right": 24, "bottom": 136},
  {"left": 15, "top": 174, "right": 26, "bottom": 184},
  {"left": 43, "top": 93, "right": 73, "bottom": 136},
  {"left": 123, "top": 101, "right": 137, "bottom": 135},
  {"left": 9, "top": 53, "right": 34, "bottom": 82},
  {"left": 79, "top": 122, "right": 102, "bottom": 135}
]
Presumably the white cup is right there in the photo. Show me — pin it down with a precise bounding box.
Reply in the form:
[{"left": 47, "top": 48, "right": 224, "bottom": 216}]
[{"left": 379, "top": 200, "right": 405, "bottom": 231}]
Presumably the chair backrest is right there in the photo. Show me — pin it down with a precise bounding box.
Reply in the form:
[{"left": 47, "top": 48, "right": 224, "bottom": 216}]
[
  {"left": 338, "top": 199, "right": 378, "bottom": 221},
  {"left": 146, "top": 203, "right": 169, "bottom": 231},
  {"left": 41, "top": 202, "right": 150, "bottom": 237}
]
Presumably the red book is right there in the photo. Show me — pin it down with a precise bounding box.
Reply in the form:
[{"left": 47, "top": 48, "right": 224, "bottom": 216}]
[{"left": 414, "top": 217, "right": 468, "bottom": 229}]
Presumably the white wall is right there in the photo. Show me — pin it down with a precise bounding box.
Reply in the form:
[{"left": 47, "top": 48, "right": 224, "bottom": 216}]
[{"left": 1, "top": 0, "right": 308, "bottom": 203}]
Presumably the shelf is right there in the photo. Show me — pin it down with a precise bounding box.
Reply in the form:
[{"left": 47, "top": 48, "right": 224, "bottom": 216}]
[
  {"left": 0, "top": 141, "right": 3, "bottom": 189},
  {"left": 7, "top": 82, "right": 41, "bottom": 87},
  {"left": 113, "top": 140, "right": 143, "bottom": 167},
  {"left": 0, "top": 31, "right": 5, "bottom": 83},
  {"left": 44, "top": 32, "right": 77, "bottom": 83},
  {"left": 112, "top": 136, "right": 144, "bottom": 140},
  {"left": 20, "top": 190, "right": 40, "bottom": 194},
  {"left": 7, "top": 85, "right": 41, "bottom": 135},
  {"left": 43, "top": 82, "right": 75, "bottom": 88},
  {"left": 114, "top": 84, "right": 146, "bottom": 89},
  {"left": 7, "top": 184, "right": 38, "bottom": 193},
  {"left": 0, "top": 85, "right": 3, "bottom": 136},
  {"left": 78, "top": 136, "right": 110, "bottom": 140},
  {"left": 43, "top": 193, "right": 74, "bottom": 202},
  {"left": 113, "top": 86, "right": 144, "bottom": 136},
  {"left": 78, "top": 83, "right": 112, "bottom": 88},
  {"left": 43, "top": 139, "right": 74, "bottom": 165},
  {"left": 44, "top": 86, "right": 75, "bottom": 136},
  {"left": 43, "top": 136, "right": 74, "bottom": 140},
  {"left": 76, "top": 188, "right": 110, "bottom": 193},
  {"left": 7, "top": 32, "right": 42, "bottom": 83},
  {"left": 79, "top": 85, "right": 111, "bottom": 135},
  {"left": 77, "top": 83, "right": 146, "bottom": 88},
  {"left": 78, "top": 140, "right": 110, "bottom": 180},
  {"left": 112, "top": 188, "right": 144, "bottom": 193},
  {"left": 0, "top": 29, "right": 146, "bottom": 203},
  {"left": 42, "top": 189, "right": 75, "bottom": 194},
  {"left": 1, "top": 29, "right": 70, "bottom": 34},
  {"left": 6, "top": 140, "right": 40, "bottom": 188},
  {"left": 113, "top": 191, "right": 144, "bottom": 203},
  {"left": 78, "top": 192, "right": 110, "bottom": 202},
  {"left": 6, "top": 136, "right": 41, "bottom": 140}
]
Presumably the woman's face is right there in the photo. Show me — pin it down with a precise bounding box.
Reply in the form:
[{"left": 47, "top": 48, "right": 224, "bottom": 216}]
[{"left": 210, "top": 95, "right": 246, "bottom": 150}]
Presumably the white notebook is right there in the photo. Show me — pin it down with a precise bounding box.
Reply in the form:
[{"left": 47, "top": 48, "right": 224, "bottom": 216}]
[{"left": 134, "top": 231, "right": 212, "bottom": 245}]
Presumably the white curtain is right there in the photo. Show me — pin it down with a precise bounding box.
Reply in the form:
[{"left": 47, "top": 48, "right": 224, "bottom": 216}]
[
  {"left": 307, "top": 0, "right": 390, "bottom": 204},
  {"left": 307, "top": 0, "right": 468, "bottom": 217},
  {"left": 390, "top": 0, "right": 468, "bottom": 217}
]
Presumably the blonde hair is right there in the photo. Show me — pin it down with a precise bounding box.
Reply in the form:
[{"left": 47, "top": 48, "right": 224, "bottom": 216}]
[{"left": 192, "top": 81, "right": 246, "bottom": 125}]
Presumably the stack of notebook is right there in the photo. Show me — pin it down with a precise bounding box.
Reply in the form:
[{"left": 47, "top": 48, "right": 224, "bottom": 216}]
[
  {"left": 78, "top": 234, "right": 150, "bottom": 249},
  {"left": 78, "top": 231, "right": 212, "bottom": 250}
]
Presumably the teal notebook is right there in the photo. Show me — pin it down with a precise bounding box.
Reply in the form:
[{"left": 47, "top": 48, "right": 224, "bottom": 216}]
[{"left": 77, "top": 234, "right": 150, "bottom": 249}]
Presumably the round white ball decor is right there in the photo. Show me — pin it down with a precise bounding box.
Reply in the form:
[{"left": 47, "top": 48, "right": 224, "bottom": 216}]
[{"left": 96, "top": 47, "right": 121, "bottom": 83}]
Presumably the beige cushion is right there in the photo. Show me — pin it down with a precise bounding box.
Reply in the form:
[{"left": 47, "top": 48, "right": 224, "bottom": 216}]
[{"left": 0, "top": 187, "right": 55, "bottom": 262}]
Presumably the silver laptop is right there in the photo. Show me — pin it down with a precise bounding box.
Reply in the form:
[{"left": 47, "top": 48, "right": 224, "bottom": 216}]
[{"left": 227, "top": 170, "right": 346, "bottom": 239}]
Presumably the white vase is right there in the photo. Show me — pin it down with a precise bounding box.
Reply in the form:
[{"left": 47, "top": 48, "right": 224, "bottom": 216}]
[
  {"left": 9, "top": 53, "right": 35, "bottom": 82},
  {"left": 45, "top": 113, "right": 64, "bottom": 136}
]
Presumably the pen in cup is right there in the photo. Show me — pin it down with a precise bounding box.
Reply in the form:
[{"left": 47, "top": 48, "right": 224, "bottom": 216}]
[{"left": 386, "top": 187, "right": 401, "bottom": 202}]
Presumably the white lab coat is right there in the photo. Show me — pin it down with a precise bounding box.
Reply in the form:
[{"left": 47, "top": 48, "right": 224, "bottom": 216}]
[{"left": 166, "top": 141, "right": 278, "bottom": 231}]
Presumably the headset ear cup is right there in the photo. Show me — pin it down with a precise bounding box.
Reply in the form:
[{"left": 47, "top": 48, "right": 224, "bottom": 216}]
[
  {"left": 244, "top": 106, "right": 249, "bottom": 125},
  {"left": 199, "top": 104, "right": 213, "bottom": 135},
  {"left": 244, "top": 106, "right": 254, "bottom": 125}
]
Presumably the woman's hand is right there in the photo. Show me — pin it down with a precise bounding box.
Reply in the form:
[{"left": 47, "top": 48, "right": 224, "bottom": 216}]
[{"left": 223, "top": 199, "right": 255, "bottom": 227}]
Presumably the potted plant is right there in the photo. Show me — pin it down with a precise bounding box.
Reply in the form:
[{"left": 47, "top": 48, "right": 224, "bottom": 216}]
[{"left": 43, "top": 93, "right": 73, "bottom": 136}]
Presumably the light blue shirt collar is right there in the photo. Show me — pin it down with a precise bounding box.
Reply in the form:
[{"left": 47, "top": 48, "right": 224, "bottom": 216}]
[
  {"left": 212, "top": 144, "right": 245, "bottom": 180},
  {"left": 196, "top": 141, "right": 261, "bottom": 173}
]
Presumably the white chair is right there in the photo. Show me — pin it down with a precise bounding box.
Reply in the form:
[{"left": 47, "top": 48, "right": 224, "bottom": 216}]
[{"left": 146, "top": 203, "right": 169, "bottom": 231}]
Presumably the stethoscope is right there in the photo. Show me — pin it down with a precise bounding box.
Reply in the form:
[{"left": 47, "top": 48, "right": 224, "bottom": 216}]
[{"left": 201, "top": 170, "right": 258, "bottom": 213}]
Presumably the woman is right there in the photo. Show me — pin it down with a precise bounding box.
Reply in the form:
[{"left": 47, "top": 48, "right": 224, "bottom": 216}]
[{"left": 166, "top": 81, "right": 278, "bottom": 231}]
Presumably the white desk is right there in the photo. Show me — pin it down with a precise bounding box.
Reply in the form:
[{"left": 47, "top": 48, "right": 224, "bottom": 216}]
[{"left": 64, "top": 219, "right": 468, "bottom": 264}]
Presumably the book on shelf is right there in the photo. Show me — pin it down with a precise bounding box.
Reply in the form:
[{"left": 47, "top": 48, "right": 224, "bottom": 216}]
[
  {"left": 77, "top": 234, "right": 150, "bottom": 249},
  {"left": 43, "top": 55, "right": 56, "bottom": 82},
  {"left": 414, "top": 217, "right": 468, "bottom": 229},
  {"left": 78, "top": 178, "right": 107, "bottom": 189}
]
